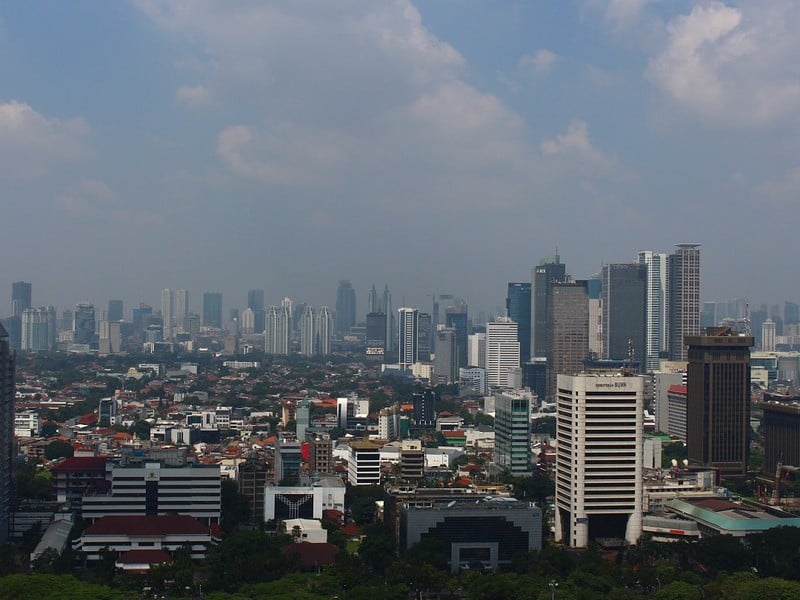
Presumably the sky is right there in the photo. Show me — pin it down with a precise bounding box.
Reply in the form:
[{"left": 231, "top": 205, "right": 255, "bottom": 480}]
[{"left": 1, "top": 0, "right": 799, "bottom": 319}]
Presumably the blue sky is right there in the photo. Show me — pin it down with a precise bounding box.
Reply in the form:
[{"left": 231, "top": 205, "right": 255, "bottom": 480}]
[{"left": 1, "top": 1, "right": 798, "bottom": 318}]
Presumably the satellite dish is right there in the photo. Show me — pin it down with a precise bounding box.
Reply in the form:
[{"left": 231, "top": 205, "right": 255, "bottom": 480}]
[{"left": 671, "top": 459, "right": 678, "bottom": 467}]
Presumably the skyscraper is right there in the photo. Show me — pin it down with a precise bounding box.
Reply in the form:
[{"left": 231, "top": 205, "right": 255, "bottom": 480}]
[
  {"left": 11, "top": 281, "right": 31, "bottom": 317},
  {"left": 335, "top": 280, "right": 356, "bottom": 334},
  {"left": 265, "top": 305, "right": 290, "bottom": 355},
  {"left": 21, "top": 306, "right": 57, "bottom": 351},
  {"left": 73, "top": 303, "right": 96, "bottom": 345},
  {"left": 175, "top": 289, "right": 189, "bottom": 332},
  {"left": 300, "top": 305, "right": 315, "bottom": 356},
  {"left": 368, "top": 284, "right": 380, "bottom": 315},
  {"left": 161, "top": 288, "right": 174, "bottom": 341},
  {"left": 247, "top": 289, "right": 265, "bottom": 333},
  {"left": 546, "top": 280, "right": 589, "bottom": 402},
  {"left": 494, "top": 390, "right": 532, "bottom": 476},
  {"left": 667, "top": 244, "right": 701, "bottom": 361},
  {"left": 382, "top": 285, "right": 393, "bottom": 352},
  {"left": 417, "top": 312, "right": 432, "bottom": 361},
  {"left": 506, "top": 283, "right": 532, "bottom": 364},
  {"left": 203, "top": 292, "right": 223, "bottom": 328},
  {"left": 531, "top": 255, "right": 566, "bottom": 359},
  {"left": 0, "top": 322, "right": 14, "bottom": 546},
  {"left": 433, "top": 327, "right": 458, "bottom": 385},
  {"left": 107, "top": 299, "right": 123, "bottom": 323},
  {"left": 637, "top": 250, "right": 668, "bottom": 371},
  {"left": 485, "top": 317, "right": 520, "bottom": 389},
  {"left": 601, "top": 263, "right": 646, "bottom": 368},
  {"left": 762, "top": 319, "right": 776, "bottom": 351},
  {"left": 445, "top": 301, "right": 468, "bottom": 369},
  {"left": 686, "top": 328, "right": 754, "bottom": 476},
  {"left": 366, "top": 312, "right": 387, "bottom": 355},
  {"left": 398, "top": 308, "right": 418, "bottom": 369},
  {"left": 317, "top": 306, "right": 332, "bottom": 356},
  {"left": 555, "top": 373, "right": 643, "bottom": 548}
]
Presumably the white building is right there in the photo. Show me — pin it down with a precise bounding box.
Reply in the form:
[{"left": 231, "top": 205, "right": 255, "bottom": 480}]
[
  {"left": 264, "top": 477, "right": 345, "bottom": 521},
  {"left": 161, "top": 288, "right": 174, "bottom": 341},
  {"left": 265, "top": 305, "right": 290, "bottom": 355},
  {"left": 241, "top": 308, "right": 256, "bottom": 334},
  {"left": 14, "top": 410, "right": 39, "bottom": 438},
  {"left": 347, "top": 441, "right": 381, "bottom": 486},
  {"left": 316, "top": 306, "right": 332, "bottom": 356},
  {"left": 637, "top": 251, "right": 668, "bottom": 372},
  {"left": 555, "top": 373, "right": 644, "bottom": 548},
  {"left": 300, "top": 305, "right": 315, "bottom": 356},
  {"left": 468, "top": 333, "right": 486, "bottom": 368},
  {"left": 762, "top": 318, "right": 776, "bottom": 352},
  {"left": 398, "top": 308, "right": 418, "bottom": 369},
  {"left": 485, "top": 318, "right": 520, "bottom": 389},
  {"left": 283, "top": 518, "right": 328, "bottom": 543}
]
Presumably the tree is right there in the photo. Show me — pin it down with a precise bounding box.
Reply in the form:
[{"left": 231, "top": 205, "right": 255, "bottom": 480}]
[
  {"left": 357, "top": 524, "right": 395, "bottom": 574},
  {"left": 653, "top": 581, "right": 703, "bottom": 600},
  {"left": 44, "top": 440, "right": 73, "bottom": 461},
  {"left": 131, "top": 419, "right": 151, "bottom": 441},
  {"left": 40, "top": 421, "right": 59, "bottom": 438}
]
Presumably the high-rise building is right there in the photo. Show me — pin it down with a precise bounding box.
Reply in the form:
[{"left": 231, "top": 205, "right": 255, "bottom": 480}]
[
  {"left": 506, "top": 283, "right": 532, "bottom": 364},
  {"left": 265, "top": 305, "right": 290, "bottom": 355},
  {"left": 417, "top": 312, "right": 432, "bottom": 361},
  {"left": 546, "top": 280, "right": 589, "bottom": 402},
  {"left": 468, "top": 332, "right": 486, "bottom": 368},
  {"left": 335, "top": 280, "right": 356, "bottom": 334},
  {"left": 366, "top": 312, "right": 387, "bottom": 355},
  {"left": 412, "top": 388, "right": 436, "bottom": 428},
  {"left": 667, "top": 244, "right": 701, "bottom": 361},
  {"left": 241, "top": 308, "right": 256, "bottom": 335},
  {"left": 21, "top": 306, "right": 57, "bottom": 351},
  {"left": 485, "top": 317, "right": 520, "bottom": 389},
  {"left": 247, "top": 289, "right": 265, "bottom": 333},
  {"left": 686, "top": 327, "right": 754, "bottom": 476},
  {"left": 11, "top": 281, "right": 31, "bottom": 317},
  {"left": 300, "top": 305, "right": 315, "bottom": 356},
  {"left": 433, "top": 327, "right": 458, "bottom": 385},
  {"left": 73, "top": 303, "right": 96, "bottom": 345},
  {"left": 762, "top": 319, "right": 776, "bottom": 351},
  {"left": 587, "top": 276, "right": 603, "bottom": 359},
  {"left": 445, "top": 301, "right": 468, "bottom": 369},
  {"left": 555, "top": 373, "right": 644, "bottom": 548},
  {"left": 203, "top": 292, "right": 223, "bottom": 328},
  {"left": 107, "top": 299, "right": 123, "bottom": 323},
  {"left": 368, "top": 284, "right": 380, "bottom": 315},
  {"left": 398, "top": 308, "right": 418, "bottom": 369},
  {"left": 601, "top": 263, "right": 646, "bottom": 368},
  {"left": 382, "top": 285, "right": 393, "bottom": 352},
  {"left": 785, "top": 301, "right": 800, "bottom": 326},
  {"left": 99, "top": 321, "right": 122, "bottom": 355},
  {"left": 531, "top": 255, "right": 566, "bottom": 359},
  {"left": 175, "top": 289, "right": 189, "bottom": 332},
  {"left": 637, "top": 251, "right": 668, "bottom": 371},
  {"left": 161, "top": 288, "right": 174, "bottom": 340},
  {"left": 317, "top": 307, "right": 332, "bottom": 356},
  {"left": 494, "top": 390, "right": 532, "bottom": 476},
  {"left": 0, "top": 322, "right": 15, "bottom": 546}
]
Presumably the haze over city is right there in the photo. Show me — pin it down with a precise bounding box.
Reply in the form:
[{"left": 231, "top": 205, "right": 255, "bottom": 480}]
[{"left": 1, "top": 1, "right": 799, "bottom": 314}]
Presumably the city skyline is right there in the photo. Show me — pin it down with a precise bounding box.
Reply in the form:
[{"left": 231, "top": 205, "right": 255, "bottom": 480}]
[{"left": 0, "top": 2, "right": 799, "bottom": 314}]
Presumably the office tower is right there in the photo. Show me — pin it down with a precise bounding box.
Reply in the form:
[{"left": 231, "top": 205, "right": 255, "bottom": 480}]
[
  {"left": 531, "top": 255, "right": 566, "bottom": 359},
  {"left": 586, "top": 277, "right": 603, "bottom": 359},
  {"left": 762, "top": 319, "right": 776, "bottom": 351},
  {"left": 546, "top": 280, "right": 589, "bottom": 403},
  {"left": 240, "top": 308, "right": 255, "bottom": 334},
  {"left": 412, "top": 388, "right": 436, "bottom": 428},
  {"left": 382, "top": 284, "right": 393, "bottom": 352},
  {"left": 0, "top": 323, "right": 14, "bottom": 545},
  {"left": 468, "top": 332, "right": 486, "bottom": 368},
  {"left": 316, "top": 307, "right": 332, "bottom": 356},
  {"left": 247, "top": 289, "right": 265, "bottom": 333},
  {"left": 701, "top": 302, "right": 717, "bottom": 329},
  {"left": 602, "top": 263, "right": 647, "bottom": 368},
  {"left": 21, "top": 306, "right": 57, "bottom": 351},
  {"left": 203, "top": 292, "right": 223, "bottom": 328},
  {"left": 506, "top": 283, "right": 532, "bottom": 364},
  {"left": 398, "top": 308, "right": 418, "bottom": 369},
  {"left": 445, "top": 301, "right": 468, "bottom": 368},
  {"left": 132, "top": 303, "right": 152, "bottom": 337},
  {"left": 335, "top": 280, "right": 356, "bottom": 334},
  {"left": 759, "top": 395, "right": 800, "bottom": 477},
  {"left": 485, "top": 317, "right": 520, "bottom": 389},
  {"left": 494, "top": 390, "right": 532, "bottom": 476},
  {"left": 433, "top": 327, "right": 458, "bottom": 385},
  {"left": 99, "top": 321, "right": 122, "bottom": 354},
  {"left": 368, "top": 284, "right": 380, "bottom": 315},
  {"left": 686, "top": 327, "right": 754, "bottom": 475},
  {"left": 555, "top": 373, "right": 644, "bottom": 548},
  {"left": 667, "top": 244, "right": 701, "bottom": 361},
  {"left": 785, "top": 301, "right": 800, "bottom": 326},
  {"left": 637, "top": 251, "right": 668, "bottom": 371},
  {"left": 750, "top": 305, "right": 767, "bottom": 349},
  {"left": 73, "top": 303, "right": 96, "bottom": 345},
  {"left": 107, "top": 299, "right": 123, "bottom": 322},
  {"left": 300, "top": 305, "right": 315, "bottom": 356},
  {"left": 11, "top": 281, "right": 31, "bottom": 317},
  {"left": 161, "top": 288, "right": 174, "bottom": 340},
  {"left": 184, "top": 314, "right": 200, "bottom": 339},
  {"left": 265, "top": 305, "right": 290, "bottom": 355},
  {"left": 417, "top": 312, "right": 432, "bottom": 361},
  {"left": 175, "top": 289, "right": 189, "bottom": 331},
  {"left": 366, "top": 312, "right": 387, "bottom": 355}
]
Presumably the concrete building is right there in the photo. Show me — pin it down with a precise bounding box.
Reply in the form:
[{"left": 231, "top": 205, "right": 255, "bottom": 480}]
[
  {"left": 459, "top": 367, "right": 488, "bottom": 396},
  {"left": 161, "top": 288, "right": 174, "bottom": 340},
  {"left": 398, "top": 308, "right": 419, "bottom": 369},
  {"left": 637, "top": 251, "right": 668, "bottom": 372},
  {"left": 485, "top": 317, "right": 520, "bottom": 389},
  {"left": 507, "top": 283, "right": 532, "bottom": 364},
  {"left": 467, "top": 333, "right": 486, "bottom": 368},
  {"left": 307, "top": 433, "right": 333, "bottom": 475},
  {"left": 531, "top": 254, "right": 566, "bottom": 359},
  {"left": 275, "top": 438, "right": 302, "bottom": 484},
  {"left": 265, "top": 305, "right": 290, "bottom": 355},
  {"left": 686, "top": 328, "right": 754, "bottom": 476},
  {"left": 378, "top": 405, "right": 402, "bottom": 440},
  {"left": 399, "top": 439, "right": 425, "bottom": 480},
  {"left": 202, "top": 292, "right": 223, "bottom": 328},
  {"left": 546, "top": 280, "right": 589, "bottom": 403},
  {"left": 264, "top": 477, "right": 346, "bottom": 522},
  {"left": 667, "top": 244, "right": 701, "bottom": 361},
  {"left": 434, "top": 327, "right": 458, "bottom": 385},
  {"left": 347, "top": 441, "right": 381, "bottom": 486},
  {"left": 762, "top": 318, "right": 776, "bottom": 351},
  {"left": 666, "top": 385, "right": 688, "bottom": 442},
  {"left": 602, "top": 263, "right": 647, "bottom": 368},
  {"left": 21, "top": 306, "right": 57, "bottom": 351},
  {"left": 494, "top": 390, "right": 532, "bottom": 476},
  {"left": 653, "top": 370, "right": 685, "bottom": 433},
  {"left": 300, "top": 305, "right": 315, "bottom": 356},
  {"left": 759, "top": 395, "right": 800, "bottom": 476},
  {"left": 555, "top": 373, "right": 644, "bottom": 548},
  {"left": 316, "top": 306, "right": 332, "bottom": 355}
]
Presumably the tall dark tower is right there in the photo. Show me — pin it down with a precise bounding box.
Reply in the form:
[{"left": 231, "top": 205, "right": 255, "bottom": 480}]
[
  {"left": 686, "top": 327, "right": 753, "bottom": 476},
  {"left": 335, "top": 280, "right": 356, "bottom": 334},
  {"left": 531, "top": 255, "right": 566, "bottom": 359},
  {"left": 601, "top": 263, "right": 646, "bottom": 369},
  {"left": 667, "top": 244, "right": 701, "bottom": 361},
  {"left": 247, "top": 289, "right": 265, "bottom": 333},
  {"left": 0, "top": 322, "right": 15, "bottom": 545},
  {"left": 506, "top": 282, "right": 532, "bottom": 364},
  {"left": 546, "top": 280, "right": 588, "bottom": 403},
  {"left": 11, "top": 281, "right": 31, "bottom": 317},
  {"left": 202, "top": 292, "right": 223, "bottom": 328}
]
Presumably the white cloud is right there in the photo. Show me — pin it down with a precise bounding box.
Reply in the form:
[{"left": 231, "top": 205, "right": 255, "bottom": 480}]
[
  {"left": 0, "top": 100, "right": 88, "bottom": 179},
  {"left": 54, "top": 179, "right": 118, "bottom": 215},
  {"left": 518, "top": 49, "right": 558, "bottom": 75},
  {"left": 175, "top": 84, "right": 211, "bottom": 106},
  {"left": 584, "top": 0, "right": 653, "bottom": 31},
  {"left": 646, "top": 1, "right": 800, "bottom": 126}
]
